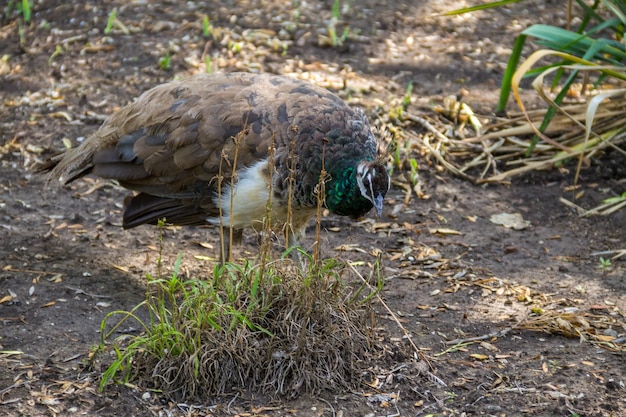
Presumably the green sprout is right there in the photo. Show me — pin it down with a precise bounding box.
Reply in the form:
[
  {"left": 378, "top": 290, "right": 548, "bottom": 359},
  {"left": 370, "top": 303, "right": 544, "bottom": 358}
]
[
  {"left": 340, "top": 26, "right": 350, "bottom": 43},
  {"left": 602, "top": 192, "right": 626, "bottom": 206},
  {"left": 18, "top": 22, "right": 25, "bottom": 45},
  {"left": 202, "top": 15, "right": 212, "bottom": 38},
  {"left": 598, "top": 257, "right": 611, "bottom": 273},
  {"left": 408, "top": 158, "right": 419, "bottom": 187},
  {"left": 326, "top": 0, "right": 349, "bottom": 47},
  {"left": 327, "top": 26, "right": 338, "bottom": 46},
  {"left": 402, "top": 80, "right": 413, "bottom": 111},
  {"left": 48, "top": 44, "right": 63, "bottom": 65},
  {"left": 393, "top": 145, "right": 401, "bottom": 170},
  {"left": 21, "top": 0, "right": 31, "bottom": 23},
  {"left": 159, "top": 52, "right": 171, "bottom": 70},
  {"left": 104, "top": 9, "right": 116, "bottom": 34},
  {"left": 229, "top": 41, "right": 242, "bottom": 54},
  {"left": 331, "top": 0, "right": 340, "bottom": 19}
]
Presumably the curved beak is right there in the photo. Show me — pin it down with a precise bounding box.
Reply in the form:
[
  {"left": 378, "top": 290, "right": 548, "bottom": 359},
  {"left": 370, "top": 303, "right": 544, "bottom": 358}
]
[{"left": 374, "top": 194, "right": 384, "bottom": 217}]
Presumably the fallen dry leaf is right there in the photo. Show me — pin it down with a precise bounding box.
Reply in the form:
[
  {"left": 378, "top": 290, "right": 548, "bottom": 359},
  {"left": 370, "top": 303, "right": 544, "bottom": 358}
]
[
  {"left": 470, "top": 353, "right": 489, "bottom": 360},
  {"left": 47, "top": 274, "right": 63, "bottom": 283},
  {"left": 372, "top": 222, "right": 395, "bottom": 231},
  {"left": 489, "top": 213, "right": 531, "bottom": 230},
  {"left": 429, "top": 228, "right": 462, "bottom": 235},
  {"left": 480, "top": 341, "right": 499, "bottom": 351},
  {"left": 111, "top": 264, "right": 129, "bottom": 273},
  {"left": 55, "top": 222, "right": 68, "bottom": 230},
  {"left": 334, "top": 244, "right": 367, "bottom": 253}
]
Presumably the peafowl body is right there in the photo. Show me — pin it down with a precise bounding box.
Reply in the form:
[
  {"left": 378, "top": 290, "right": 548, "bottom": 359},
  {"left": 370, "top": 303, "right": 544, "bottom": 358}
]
[{"left": 42, "top": 72, "right": 390, "bottom": 261}]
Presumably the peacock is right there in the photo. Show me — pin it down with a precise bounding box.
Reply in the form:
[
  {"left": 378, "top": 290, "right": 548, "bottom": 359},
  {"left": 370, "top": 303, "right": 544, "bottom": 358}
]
[{"left": 41, "top": 72, "right": 391, "bottom": 262}]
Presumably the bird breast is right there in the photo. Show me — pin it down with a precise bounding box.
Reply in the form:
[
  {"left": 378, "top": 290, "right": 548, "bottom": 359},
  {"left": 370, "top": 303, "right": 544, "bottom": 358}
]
[{"left": 210, "top": 160, "right": 316, "bottom": 232}]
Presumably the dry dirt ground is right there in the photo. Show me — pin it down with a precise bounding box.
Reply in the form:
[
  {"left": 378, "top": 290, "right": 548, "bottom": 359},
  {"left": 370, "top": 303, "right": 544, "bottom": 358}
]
[{"left": 1, "top": 0, "right": 625, "bottom": 416}]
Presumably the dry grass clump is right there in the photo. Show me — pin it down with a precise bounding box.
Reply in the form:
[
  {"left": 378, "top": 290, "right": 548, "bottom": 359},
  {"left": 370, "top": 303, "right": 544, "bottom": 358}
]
[
  {"left": 99, "top": 248, "right": 382, "bottom": 400},
  {"left": 415, "top": 0, "right": 626, "bottom": 187}
]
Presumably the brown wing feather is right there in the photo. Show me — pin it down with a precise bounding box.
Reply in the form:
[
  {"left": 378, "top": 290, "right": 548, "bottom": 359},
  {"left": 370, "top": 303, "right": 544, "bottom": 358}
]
[{"left": 122, "top": 193, "right": 219, "bottom": 228}]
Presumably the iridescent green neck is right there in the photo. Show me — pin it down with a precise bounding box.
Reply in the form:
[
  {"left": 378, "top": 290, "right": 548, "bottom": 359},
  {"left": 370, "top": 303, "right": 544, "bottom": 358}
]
[{"left": 325, "top": 166, "right": 372, "bottom": 217}]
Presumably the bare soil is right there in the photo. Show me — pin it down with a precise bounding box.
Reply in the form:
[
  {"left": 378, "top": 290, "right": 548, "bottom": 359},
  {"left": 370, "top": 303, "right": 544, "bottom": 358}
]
[{"left": 1, "top": 1, "right": 625, "bottom": 416}]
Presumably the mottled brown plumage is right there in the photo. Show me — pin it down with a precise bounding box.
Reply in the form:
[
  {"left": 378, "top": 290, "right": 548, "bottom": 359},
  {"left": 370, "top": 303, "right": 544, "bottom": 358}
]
[{"left": 42, "top": 72, "right": 390, "bottom": 261}]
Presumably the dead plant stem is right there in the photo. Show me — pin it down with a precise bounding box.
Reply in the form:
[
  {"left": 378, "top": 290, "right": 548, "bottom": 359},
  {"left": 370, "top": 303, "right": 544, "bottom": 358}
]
[{"left": 346, "top": 262, "right": 438, "bottom": 376}]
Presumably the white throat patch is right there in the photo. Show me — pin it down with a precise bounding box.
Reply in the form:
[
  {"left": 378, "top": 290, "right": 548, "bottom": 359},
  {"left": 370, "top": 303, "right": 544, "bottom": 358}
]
[{"left": 356, "top": 162, "right": 375, "bottom": 204}]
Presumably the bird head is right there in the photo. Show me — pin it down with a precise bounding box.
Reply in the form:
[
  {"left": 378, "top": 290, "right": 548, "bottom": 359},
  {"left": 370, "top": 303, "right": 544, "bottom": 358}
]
[{"left": 356, "top": 160, "right": 390, "bottom": 217}]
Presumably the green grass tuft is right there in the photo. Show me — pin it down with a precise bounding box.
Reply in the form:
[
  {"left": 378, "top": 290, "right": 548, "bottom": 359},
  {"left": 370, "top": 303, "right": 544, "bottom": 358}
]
[{"left": 98, "top": 222, "right": 383, "bottom": 400}]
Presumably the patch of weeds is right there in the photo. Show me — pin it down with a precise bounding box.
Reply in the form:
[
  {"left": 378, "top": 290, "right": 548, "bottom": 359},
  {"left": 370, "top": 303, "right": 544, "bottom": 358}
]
[
  {"left": 387, "top": 81, "right": 414, "bottom": 123},
  {"left": 382, "top": 82, "right": 420, "bottom": 182},
  {"left": 99, "top": 222, "right": 383, "bottom": 400}
]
